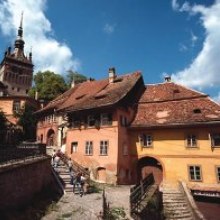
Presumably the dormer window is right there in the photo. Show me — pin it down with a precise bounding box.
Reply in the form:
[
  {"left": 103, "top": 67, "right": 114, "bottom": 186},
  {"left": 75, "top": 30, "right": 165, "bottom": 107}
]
[
  {"left": 101, "top": 113, "right": 112, "bottom": 126},
  {"left": 193, "top": 109, "right": 201, "bottom": 114},
  {"left": 88, "top": 115, "right": 96, "bottom": 127},
  {"left": 210, "top": 133, "right": 220, "bottom": 147}
]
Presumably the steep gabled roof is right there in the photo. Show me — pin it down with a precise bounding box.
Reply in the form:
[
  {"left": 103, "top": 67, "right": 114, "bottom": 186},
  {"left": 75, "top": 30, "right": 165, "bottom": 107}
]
[
  {"left": 58, "top": 72, "right": 142, "bottom": 112},
  {"left": 36, "top": 71, "right": 142, "bottom": 115},
  {"left": 131, "top": 82, "right": 220, "bottom": 128},
  {"left": 35, "top": 85, "right": 79, "bottom": 114}
]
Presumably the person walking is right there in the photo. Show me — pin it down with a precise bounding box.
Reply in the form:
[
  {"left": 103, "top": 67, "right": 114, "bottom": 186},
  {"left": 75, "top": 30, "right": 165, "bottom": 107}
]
[
  {"left": 51, "top": 149, "right": 56, "bottom": 166},
  {"left": 80, "top": 173, "right": 86, "bottom": 197},
  {"left": 67, "top": 158, "right": 73, "bottom": 172}
]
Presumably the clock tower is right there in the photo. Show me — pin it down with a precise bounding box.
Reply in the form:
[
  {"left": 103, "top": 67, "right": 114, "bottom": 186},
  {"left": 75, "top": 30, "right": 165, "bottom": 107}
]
[{"left": 0, "top": 13, "right": 33, "bottom": 96}]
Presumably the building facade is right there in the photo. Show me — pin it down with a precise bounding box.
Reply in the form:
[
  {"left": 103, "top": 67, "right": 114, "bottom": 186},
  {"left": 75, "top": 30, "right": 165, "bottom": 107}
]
[
  {"left": 0, "top": 14, "right": 38, "bottom": 145},
  {"left": 36, "top": 69, "right": 220, "bottom": 192}
]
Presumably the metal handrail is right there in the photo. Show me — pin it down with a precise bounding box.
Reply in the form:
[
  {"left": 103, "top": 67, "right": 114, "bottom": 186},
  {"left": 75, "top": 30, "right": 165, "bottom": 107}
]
[{"left": 130, "top": 173, "right": 155, "bottom": 214}]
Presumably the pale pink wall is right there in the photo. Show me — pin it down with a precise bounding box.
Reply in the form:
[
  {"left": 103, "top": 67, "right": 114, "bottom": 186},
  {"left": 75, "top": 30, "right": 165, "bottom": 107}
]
[
  {"left": 67, "top": 125, "right": 118, "bottom": 183},
  {"left": 36, "top": 121, "right": 58, "bottom": 146},
  {"left": 65, "top": 107, "right": 137, "bottom": 184}
]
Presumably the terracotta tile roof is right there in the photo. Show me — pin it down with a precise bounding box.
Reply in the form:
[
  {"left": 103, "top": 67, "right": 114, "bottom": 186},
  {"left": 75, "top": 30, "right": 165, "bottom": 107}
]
[
  {"left": 131, "top": 82, "right": 220, "bottom": 128},
  {"left": 139, "top": 82, "right": 206, "bottom": 103},
  {"left": 37, "top": 71, "right": 142, "bottom": 114},
  {"left": 58, "top": 72, "right": 142, "bottom": 112}
]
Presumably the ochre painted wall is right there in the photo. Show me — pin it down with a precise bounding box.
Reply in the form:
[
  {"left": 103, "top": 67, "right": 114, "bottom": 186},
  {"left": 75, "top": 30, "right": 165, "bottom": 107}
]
[{"left": 129, "top": 127, "right": 220, "bottom": 187}]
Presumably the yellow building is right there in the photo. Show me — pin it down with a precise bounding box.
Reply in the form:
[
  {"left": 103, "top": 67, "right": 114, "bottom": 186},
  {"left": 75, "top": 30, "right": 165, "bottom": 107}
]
[{"left": 129, "top": 78, "right": 220, "bottom": 193}]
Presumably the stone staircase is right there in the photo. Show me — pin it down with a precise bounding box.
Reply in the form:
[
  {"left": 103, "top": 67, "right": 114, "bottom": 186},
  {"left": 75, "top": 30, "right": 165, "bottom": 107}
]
[
  {"left": 162, "top": 183, "right": 194, "bottom": 220},
  {"left": 53, "top": 160, "right": 85, "bottom": 195},
  {"left": 54, "top": 164, "right": 73, "bottom": 193}
]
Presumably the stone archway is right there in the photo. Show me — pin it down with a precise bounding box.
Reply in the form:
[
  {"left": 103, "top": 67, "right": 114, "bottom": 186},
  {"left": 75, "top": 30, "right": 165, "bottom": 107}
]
[
  {"left": 97, "top": 167, "right": 106, "bottom": 183},
  {"left": 137, "top": 156, "right": 163, "bottom": 184},
  {"left": 47, "top": 129, "right": 55, "bottom": 146}
]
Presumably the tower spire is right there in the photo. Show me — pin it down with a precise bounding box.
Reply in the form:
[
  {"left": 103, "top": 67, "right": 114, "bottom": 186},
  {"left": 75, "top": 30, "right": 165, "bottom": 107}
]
[
  {"left": 14, "top": 11, "right": 25, "bottom": 52},
  {"left": 17, "top": 11, "right": 23, "bottom": 38}
]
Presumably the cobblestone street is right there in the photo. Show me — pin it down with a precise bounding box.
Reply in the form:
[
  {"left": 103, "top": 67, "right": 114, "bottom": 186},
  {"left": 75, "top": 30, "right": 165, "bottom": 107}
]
[{"left": 42, "top": 185, "right": 131, "bottom": 220}]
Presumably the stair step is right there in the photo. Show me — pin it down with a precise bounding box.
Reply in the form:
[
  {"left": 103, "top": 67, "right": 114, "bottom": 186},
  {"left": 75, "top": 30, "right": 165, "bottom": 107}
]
[
  {"left": 164, "top": 213, "right": 192, "bottom": 219},
  {"left": 168, "top": 218, "right": 193, "bottom": 220},
  {"left": 163, "top": 200, "right": 187, "bottom": 203},
  {"left": 164, "top": 206, "right": 189, "bottom": 211}
]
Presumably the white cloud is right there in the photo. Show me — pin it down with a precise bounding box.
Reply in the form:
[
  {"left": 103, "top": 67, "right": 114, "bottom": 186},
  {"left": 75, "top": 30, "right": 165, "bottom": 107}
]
[
  {"left": 171, "top": 0, "right": 220, "bottom": 90},
  {"left": 191, "top": 31, "right": 198, "bottom": 47},
  {"left": 179, "top": 43, "right": 188, "bottom": 52},
  {"left": 103, "top": 23, "right": 115, "bottom": 34},
  {"left": 172, "top": 0, "right": 190, "bottom": 12},
  {"left": 0, "top": 0, "right": 80, "bottom": 74}
]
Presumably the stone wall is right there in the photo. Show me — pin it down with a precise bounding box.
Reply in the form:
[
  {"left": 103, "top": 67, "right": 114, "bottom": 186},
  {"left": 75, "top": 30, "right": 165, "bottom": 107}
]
[{"left": 0, "top": 156, "right": 55, "bottom": 210}]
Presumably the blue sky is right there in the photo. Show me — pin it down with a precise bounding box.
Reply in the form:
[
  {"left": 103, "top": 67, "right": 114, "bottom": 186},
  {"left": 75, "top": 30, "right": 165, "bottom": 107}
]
[{"left": 0, "top": 0, "right": 219, "bottom": 101}]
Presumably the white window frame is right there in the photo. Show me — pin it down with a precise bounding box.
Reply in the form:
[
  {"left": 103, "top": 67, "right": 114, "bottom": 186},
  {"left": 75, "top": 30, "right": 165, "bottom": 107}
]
[
  {"left": 188, "top": 165, "right": 202, "bottom": 181},
  {"left": 101, "top": 113, "right": 112, "bottom": 126},
  {"left": 85, "top": 141, "right": 93, "bottom": 155},
  {"left": 100, "top": 140, "right": 108, "bottom": 155},
  {"left": 139, "top": 134, "right": 153, "bottom": 147},
  {"left": 13, "top": 100, "right": 20, "bottom": 112},
  {"left": 88, "top": 115, "right": 95, "bottom": 127},
  {"left": 186, "top": 134, "right": 197, "bottom": 147},
  {"left": 71, "top": 142, "right": 78, "bottom": 153},
  {"left": 211, "top": 133, "right": 220, "bottom": 148}
]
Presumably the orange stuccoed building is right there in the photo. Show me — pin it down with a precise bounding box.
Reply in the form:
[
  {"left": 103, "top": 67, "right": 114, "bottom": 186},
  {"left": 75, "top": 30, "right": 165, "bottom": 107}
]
[{"left": 36, "top": 69, "right": 220, "bottom": 194}]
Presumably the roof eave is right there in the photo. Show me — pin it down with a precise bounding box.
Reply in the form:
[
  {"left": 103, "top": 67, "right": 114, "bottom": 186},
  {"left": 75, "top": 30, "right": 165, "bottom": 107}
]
[{"left": 129, "top": 121, "right": 220, "bottom": 130}]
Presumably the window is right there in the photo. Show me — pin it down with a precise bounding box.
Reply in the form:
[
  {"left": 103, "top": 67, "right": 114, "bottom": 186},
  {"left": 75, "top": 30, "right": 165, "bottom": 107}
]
[
  {"left": 13, "top": 100, "right": 20, "bottom": 112},
  {"left": 72, "top": 119, "right": 81, "bottom": 128},
  {"left": 186, "top": 134, "right": 197, "bottom": 147},
  {"left": 123, "top": 143, "right": 128, "bottom": 156},
  {"left": 101, "top": 113, "right": 112, "bottom": 126},
  {"left": 85, "top": 141, "right": 93, "bottom": 155},
  {"left": 139, "top": 134, "right": 153, "bottom": 147},
  {"left": 71, "top": 142, "right": 78, "bottom": 153},
  {"left": 100, "top": 140, "right": 108, "bottom": 155},
  {"left": 120, "top": 115, "right": 127, "bottom": 127},
  {"left": 188, "top": 165, "right": 202, "bottom": 181},
  {"left": 216, "top": 166, "right": 220, "bottom": 182},
  {"left": 211, "top": 133, "right": 220, "bottom": 147},
  {"left": 88, "top": 115, "right": 96, "bottom": 127}
]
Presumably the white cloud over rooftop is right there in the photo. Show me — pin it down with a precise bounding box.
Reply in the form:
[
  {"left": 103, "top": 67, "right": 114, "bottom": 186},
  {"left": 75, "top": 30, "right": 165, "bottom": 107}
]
[
  {"left": 171, "top": 0, "right": 220, "bottom": 90},
  {"left": 0, "top": 0, "right": 80, "bottom": 74}
]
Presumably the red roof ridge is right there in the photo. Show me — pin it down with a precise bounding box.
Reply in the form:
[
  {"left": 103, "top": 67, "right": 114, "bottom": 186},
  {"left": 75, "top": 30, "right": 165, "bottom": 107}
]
[{"left": 139, "top": 94, "right": 208, "bottom": 104}]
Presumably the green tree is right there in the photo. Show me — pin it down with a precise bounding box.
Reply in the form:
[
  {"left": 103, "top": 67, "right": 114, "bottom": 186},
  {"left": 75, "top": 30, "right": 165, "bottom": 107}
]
[
  {"left": 0, "top": 110, "right": 7, "bottom": 130},
  {"left": 18, "top": 103, "right": 37, "bottom": 141},
  {"left": 66, "top": 70, "right": 87, "bottom": 88},
  {"left": 29, "top": 71, "right": 68, "bottom": 101}
]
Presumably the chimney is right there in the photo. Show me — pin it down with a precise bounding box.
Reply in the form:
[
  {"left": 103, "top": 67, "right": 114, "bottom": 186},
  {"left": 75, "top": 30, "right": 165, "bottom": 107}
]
[
  {"left": 164, "top": 76, "right": 171, "bottom": 82},
  {"left": 109, "top": 67, "right": 116, "bottom": 83},
  {"left": 71, "top": 80, "right": 75, "bottom": 88}
]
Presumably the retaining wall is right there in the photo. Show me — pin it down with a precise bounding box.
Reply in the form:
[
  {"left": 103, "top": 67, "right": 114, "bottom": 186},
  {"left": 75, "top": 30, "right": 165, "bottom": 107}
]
[{"left": 0, "top": 156, "right": 55, "bottom": 210}]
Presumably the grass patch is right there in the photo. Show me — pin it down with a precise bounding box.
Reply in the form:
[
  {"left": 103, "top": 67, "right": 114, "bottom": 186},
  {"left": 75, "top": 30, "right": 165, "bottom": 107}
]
[{"left": 106, "top": 207, "right": 127, "bottom": 220}]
